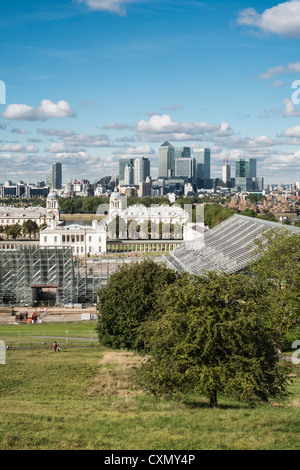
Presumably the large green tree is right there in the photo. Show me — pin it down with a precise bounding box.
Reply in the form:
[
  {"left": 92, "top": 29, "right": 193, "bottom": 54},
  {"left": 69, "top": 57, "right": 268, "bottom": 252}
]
[
  {"left": 138, "top": 272, "right": 290, "bottom": 407},
  {"left": 96, "top": 260, "right": 177, "bottom": 350},
  {"left": 249, "top": 227, "right": 300, "bottom": 343}
]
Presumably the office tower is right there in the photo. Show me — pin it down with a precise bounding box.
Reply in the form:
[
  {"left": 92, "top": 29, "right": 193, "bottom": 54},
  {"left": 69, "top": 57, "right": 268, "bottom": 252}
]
[
  {"left": 175, "top": 157, "right": 193, "bottom": 179},
  {"left": 158, "top": 141, "right": 175, "bottom": 178},
  {"left": 235, "top": 158, "right": 256, "bottom": 179},
  {"left": 119, "top": 157, "right": 150, "bottom": 186},
  {"left": 52, "top": 163, "right": 62, "bottom": 190},
  {"left": 193, "top": 148, "right": 211, "bottom": 188},
  {"left": 174, "top": 147, "right": 191, "bottom": 159},
  {"left": 124, "top": 164, "right": 134, "bottom": 185},
  {"left": 235, "top": 158, "right": 263, "bottom": 192},
  {"left": 119, "top": 158, "right": 133, "bottom": 184},
  {"left": 134, "top": 157, "right": 151, "bottom": 185},
  {"left": 46, "top": 173, "right": 53, "bottom": 188},
  {"left": 222, "top": 154, "right": 231, "bottom": 185}
]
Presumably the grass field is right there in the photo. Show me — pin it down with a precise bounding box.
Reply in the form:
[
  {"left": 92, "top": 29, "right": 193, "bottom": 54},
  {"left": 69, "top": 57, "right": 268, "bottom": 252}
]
[{"left": 0, "top": 323, "right": 299, "bottom": 450}]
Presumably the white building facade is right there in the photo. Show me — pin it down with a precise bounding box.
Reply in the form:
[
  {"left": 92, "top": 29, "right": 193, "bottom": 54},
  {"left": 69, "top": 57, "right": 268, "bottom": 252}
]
[{"left": 40, "top": 220, "right": 107, "bottom": 256}]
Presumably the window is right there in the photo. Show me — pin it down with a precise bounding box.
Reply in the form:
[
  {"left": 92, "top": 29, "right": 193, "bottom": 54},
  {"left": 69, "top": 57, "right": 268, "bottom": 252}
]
[
  {"left": 54, "top": 236, "right": 57, "bottom": 243},
  {"left": 44, "top": 236, "right": 47, "bottom": 243}
]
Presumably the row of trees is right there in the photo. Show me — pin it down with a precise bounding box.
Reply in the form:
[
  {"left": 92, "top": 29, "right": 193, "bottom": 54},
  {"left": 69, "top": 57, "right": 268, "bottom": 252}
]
[
  {"left": 96, "top": 228, "right": 300, "bottom": 407},
  {"left": 0, "top": 220, "right": 41, "bottom": 240}
]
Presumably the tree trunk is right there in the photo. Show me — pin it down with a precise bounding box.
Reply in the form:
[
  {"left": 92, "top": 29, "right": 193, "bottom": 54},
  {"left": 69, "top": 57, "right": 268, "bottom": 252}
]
[{"left": 209, "top": 390, "right": 218, "bottom": 407}]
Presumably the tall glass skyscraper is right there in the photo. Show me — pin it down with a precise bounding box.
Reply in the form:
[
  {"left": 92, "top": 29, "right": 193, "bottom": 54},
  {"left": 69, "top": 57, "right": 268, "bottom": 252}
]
[
  {"left": 119, "top": 157, "right": 150, "bottom": 186},
  {"left": 158, "top": 141, "right": 175, "bottom": 178},
  {"left": 235, "top": 158, "right": 256, "bottom": 179},
  {"left": 174, "top": 157, "right": 193, "bottom": 179},
  {"left": 235, "top": 158, "right": 263, "bottom": 192},
  {"left": 193, "top": 148, "right": 211, "bottom": 188},
  {"left": 52, "top": 163, "right": 62, "bottom": 189}
]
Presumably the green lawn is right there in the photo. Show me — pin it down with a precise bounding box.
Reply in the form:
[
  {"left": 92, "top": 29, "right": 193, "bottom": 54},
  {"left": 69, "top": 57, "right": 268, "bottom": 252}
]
[{"left": 0, "top": 324, "right": 299, "bottom": 450}]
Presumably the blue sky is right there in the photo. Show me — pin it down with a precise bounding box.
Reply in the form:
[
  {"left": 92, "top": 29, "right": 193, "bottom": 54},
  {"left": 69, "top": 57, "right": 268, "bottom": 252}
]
[{"left": 1, "top": 0, "right": 300, "bottom": 184}]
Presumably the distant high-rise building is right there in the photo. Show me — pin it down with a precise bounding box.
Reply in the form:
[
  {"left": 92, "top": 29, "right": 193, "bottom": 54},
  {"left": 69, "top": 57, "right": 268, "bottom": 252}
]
[
  {"left": 158, "top": 141, "right": 175, "bottom": 178},
  {"left": 222, "top": 154, "right": 231, "bottom": 186},
  {"left": 174, "top": 147, "right": 191, "bottom": 159},
  {"left": 175, "top": 157, "right": 193, "bottom": 179},
  {"left": 235, "top": 158, "right": 263, "bottom": 192},
  {"left": 119, "top": 158, "right": 133, "bottom": 184},
  {"left": 134, "top": 157, "right": 151, "bottom": 185},
  {"left": 124, "top": 164, "right": 134, "bottom": 186},
  {"left": 119, "top": 157, "right": 150, "bottom": 186},
  {"left": 235, "top": 158, "right": 256, "bottom": 179},
  {"left": 193, "top": 148, "right": 211, "bottom": 188},
  {"left": 52, "top": 163, "right": 62, "bottom": 190}
]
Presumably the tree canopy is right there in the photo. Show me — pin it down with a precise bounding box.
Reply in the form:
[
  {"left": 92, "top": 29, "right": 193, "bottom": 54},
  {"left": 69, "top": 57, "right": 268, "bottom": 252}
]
[
  {"left": 137, "top": 272, "right": 290, "bottom": 407},
  {"left": 96, "top": 260, "right": 177, "bottom": 350},
  {"left": 249, "top": 227, "right": 300, "bottom": 343}
]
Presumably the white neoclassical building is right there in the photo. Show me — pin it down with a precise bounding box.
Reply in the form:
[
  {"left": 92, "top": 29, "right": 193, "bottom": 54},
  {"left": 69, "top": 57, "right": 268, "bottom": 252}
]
[
  {"left": 40, "top": 189, "right": 107, "bottom": 255},
  {"left": 105, "top": 190, "right": 204, "bottom": 241},
  {"left": 0, "top": 188, "right": 61, "bottom": 228},
  {"left": 40, "top": 219, "right": 107, "bottom": 256},
  {"left": 107, "top": 190, "right": 190, "bottom": 225}
]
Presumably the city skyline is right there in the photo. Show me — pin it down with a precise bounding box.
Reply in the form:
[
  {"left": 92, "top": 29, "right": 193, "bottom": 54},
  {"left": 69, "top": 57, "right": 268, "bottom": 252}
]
[{"left": 1, "top": 1, "right": 300, "bottom": 184}]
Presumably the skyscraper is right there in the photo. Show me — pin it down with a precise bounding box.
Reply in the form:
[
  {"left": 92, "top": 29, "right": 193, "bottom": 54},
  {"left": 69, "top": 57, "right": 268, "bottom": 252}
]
[
  {"left": 235, "top": 158, "right": 256, "bottom": 179},
  {"left": 235, "top": 158, "right": 263, "bottom": 192},
  {"left": 119, "top": 157, "right": 150, "bottom": 186},
  {"left": 158, "top": 141, "right": 175, "bottom": 178},
  {"left": 222, "top": 154, "right": 231, "bottom": 186},
  {"left": 193, "top": 148, "right": 211, "bottom": 188},
  {"left": 134, "top": 157, "right": 151, "bottom": 185},
  {"left": 119, "top": 158, "right": 133, "bottom": 184},
  {"left": 51, "top": 163, "right": 62, "bottom": 190},
  {"left": 124, "top": 164, "right": 134, "bottom": 185},
  {"left": 174, "top": 157, "right": 193, "bottom": 179},
  {"left": 174, "top": 147, "right": 191, "bottom": 159}
]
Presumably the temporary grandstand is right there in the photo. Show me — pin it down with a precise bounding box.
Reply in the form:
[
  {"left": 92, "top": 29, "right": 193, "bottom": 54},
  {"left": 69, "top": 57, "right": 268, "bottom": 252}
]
[{"left": 164, "top": 214, "right": 300, "bottom": 275}]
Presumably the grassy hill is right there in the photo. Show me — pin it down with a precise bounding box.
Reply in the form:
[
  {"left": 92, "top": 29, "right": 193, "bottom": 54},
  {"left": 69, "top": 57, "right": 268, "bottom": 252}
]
[{"left": 0, "top": 323, "right": 299, "bottom": 450}]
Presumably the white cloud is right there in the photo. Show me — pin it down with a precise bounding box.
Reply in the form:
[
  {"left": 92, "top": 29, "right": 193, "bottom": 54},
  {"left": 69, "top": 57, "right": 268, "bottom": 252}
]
[
  {"left": 132, "top": 114, "right": 235, "bottom": 142},
  {"left": 283, "top": 124, "right": 300, "bottom": 137},
  {"left": 237, "top": 1, "right": 300, "bottom": 38},
  {"left": 76, "top": 0, "right": 137, "bottom": 15},
  {"left": 37, "top": 128, "right": 76, "bottom": 137},
  {"left": 0, "top": 143, "right": 39, "bottom": 153},
  {"left": 259, "top": 62, "right": 300, "bottom": 80},
  {"left": 113, "top": 145, "right": 155, "bottom": 157},
  {"left": 2, "top": 99, "right": 76, "bottom": 121},
  {"left": 11, "top": 128, "right": 28, "bottom": 134},
  {"left": 271, "top": 80, "right": 285, "bottom": 88},
  {"left": 283, "top": 98, "right": 300, "bottom": 117}
]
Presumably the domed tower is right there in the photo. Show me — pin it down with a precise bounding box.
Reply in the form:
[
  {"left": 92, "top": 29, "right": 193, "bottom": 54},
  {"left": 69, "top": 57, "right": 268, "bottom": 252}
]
[
  {"left": 109, "top": 190, "right": 126, "bottom": 221},
  {"left": 46, "top": 188, "right": 60, "bottom": 225}
]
